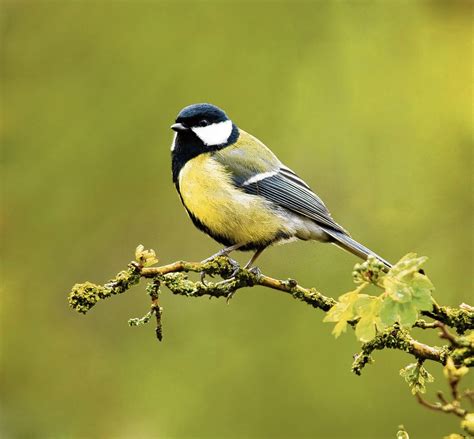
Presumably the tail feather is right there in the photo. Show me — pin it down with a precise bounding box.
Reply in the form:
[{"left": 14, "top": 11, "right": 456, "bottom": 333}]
[{"left": 324, "top": 230, "right": 392, "bottom": 270}]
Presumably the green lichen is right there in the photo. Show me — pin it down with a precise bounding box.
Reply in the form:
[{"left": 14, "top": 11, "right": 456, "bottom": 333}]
[
  {"left": 146, "top": 279, "right": 161, "bottom": 299},
  {"left": 352, "top": 326, "right": 417, "bottom": 375},
  {"left": 68, "top": 263, "right": 141, "bottom": 314},
  {"left": 450, "top": 343, "right": 474, "bottom": 368},
  {"left": 128, "top": 280, "right": 164, "bottom": 340},
  {"left": 161, "top": 272, "right": 207, "bottom": 297},
  {"left": 157, "top": 265, "right": 262, "bottom": 300},
  {"left": 128, "top": 311, "right": 153, "bottom": 326},
  {"left": 68, "top": 281, "right": 113, "bottom": 314},
  {"left": 103, "top": 263, "right": 141, "bottom": 294},
  {"left": 288, "top": 278, "right": 336, "bottom": 312},
  {"left": 200, "top": 256, "right": 237, "bottom": 278},
  {"left": 421, "top": 305, "right": 474, "bottom": 335}
]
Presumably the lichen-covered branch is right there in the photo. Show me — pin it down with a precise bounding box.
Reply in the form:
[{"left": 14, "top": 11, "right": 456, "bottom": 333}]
[
  {"left": 68, "top": 247, "right": 473, "bottom": 370},
  {"left": 421, "top": 303, "right": 474, "bottom": 335},
  {"left": 141, "top": 258, "right": 336, "bottom": 311},
  {"left": 351, "top": 325, "right": 449, "bottom": 375},
  {"left": 69, "top": 255, "right": 336, "bottom": 314}
]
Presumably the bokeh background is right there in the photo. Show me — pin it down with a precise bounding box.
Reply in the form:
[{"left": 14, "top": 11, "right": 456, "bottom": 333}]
[{"left": 1, "top": 1, "right": 472, "bottom": 438}]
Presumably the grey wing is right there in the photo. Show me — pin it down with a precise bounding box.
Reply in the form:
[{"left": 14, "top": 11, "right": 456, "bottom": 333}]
[
  {"left": 241, "top": 166, "right": 347, "bottom": 234},
  {"left": 240, "top": 166, "right": 392, "bottom": 268}
]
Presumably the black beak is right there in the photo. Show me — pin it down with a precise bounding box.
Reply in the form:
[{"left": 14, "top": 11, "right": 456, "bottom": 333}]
[{"left": 171, "top": 122, "right": 188, "bottom": 132}]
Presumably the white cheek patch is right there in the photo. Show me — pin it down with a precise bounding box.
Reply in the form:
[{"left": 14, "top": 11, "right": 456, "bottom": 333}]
[{"left": 191, "top": 120, "right": 233, "bottom": 146}]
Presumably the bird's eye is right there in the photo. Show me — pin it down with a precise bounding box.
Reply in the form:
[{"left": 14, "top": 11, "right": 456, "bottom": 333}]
[{"left": 198, "top": 119, "right": 209, "bottom": 127}]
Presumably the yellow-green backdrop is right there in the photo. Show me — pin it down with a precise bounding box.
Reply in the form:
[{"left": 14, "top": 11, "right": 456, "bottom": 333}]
[{"left": 1, "top": 1, "right": 472, "bottom": 438}]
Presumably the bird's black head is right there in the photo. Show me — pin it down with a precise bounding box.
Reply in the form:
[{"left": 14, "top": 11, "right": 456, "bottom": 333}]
[
  {"left": 173, "top": 103, "right": 229, "bottom": 129},
  {"left": 171, "top": 103, "right": 239, "bottom": 149},
  {"left": 170, "top": 103, "right": 240, "bottom": 183}
]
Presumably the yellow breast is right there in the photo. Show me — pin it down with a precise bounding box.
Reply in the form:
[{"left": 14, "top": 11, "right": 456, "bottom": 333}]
[{"left": 178, "top": 154, "right": 286, "bottom": 245}]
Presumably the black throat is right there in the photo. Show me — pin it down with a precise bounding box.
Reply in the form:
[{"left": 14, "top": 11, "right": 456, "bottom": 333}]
[{"left": 171, "top": 123, "right": 239, "bottom": 186}]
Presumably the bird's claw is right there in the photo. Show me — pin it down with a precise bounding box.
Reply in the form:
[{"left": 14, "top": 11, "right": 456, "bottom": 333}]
[
  {"left": 225, "top": 258, "right": 240, "bottom": 279},
  {"left": 200, "top": 255, "right": 240, "bottom": 285},
  {"left": 248, "top": 266, "right": 262, "bottom": 278},
  {"left": 200, "top": 271, "right": 216, "bottom": 286},
  {"left": 226, "top": 289, "right": 237, "bottom": 303}
]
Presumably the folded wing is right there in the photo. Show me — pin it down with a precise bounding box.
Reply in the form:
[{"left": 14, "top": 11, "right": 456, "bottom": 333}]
[{"left": 240, "top": 166, "right": 392, "bottom": 268}]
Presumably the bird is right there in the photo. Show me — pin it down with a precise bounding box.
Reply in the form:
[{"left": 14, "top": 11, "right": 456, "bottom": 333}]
[{"left": 170, "top": 103, "right": 391, "bottom": 275}]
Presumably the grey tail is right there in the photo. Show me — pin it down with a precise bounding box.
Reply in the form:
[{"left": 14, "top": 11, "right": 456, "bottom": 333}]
[{"left": 324, "top": 230, "right": 392, "bottom": 270}]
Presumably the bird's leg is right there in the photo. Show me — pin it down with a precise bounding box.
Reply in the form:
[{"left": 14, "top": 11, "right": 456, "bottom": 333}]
[
  {"left": 223, "top": 248, "right": 266, "bottom": 302},
  {"left": 243, "top": 247, "right": 265, "bottom": 271},
  {"left": 200, "top": 243, "right": 244, "bottom": 284},
  {"left": 201, "top": 243, "right": 244, "bottom": 264}
]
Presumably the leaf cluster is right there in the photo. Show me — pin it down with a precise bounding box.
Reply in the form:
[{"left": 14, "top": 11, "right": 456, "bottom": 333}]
[{"left": 324, "top": 254, "right": 434, "bottom": 342}]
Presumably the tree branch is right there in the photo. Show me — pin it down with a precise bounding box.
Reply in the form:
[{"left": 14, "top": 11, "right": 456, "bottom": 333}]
[
  {"left": 351, "top": 326, "right": 448, "bottom": 375},
  {"left": 140, "top": 257, "right": 336, "bottom": 311},
  {"left": 68, "top": 249, "right": 473, "bottom": 375}
]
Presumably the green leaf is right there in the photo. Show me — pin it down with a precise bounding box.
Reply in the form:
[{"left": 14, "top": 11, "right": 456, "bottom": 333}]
[
  {"left": 379, "top": 253, "right": 434, "bottom": 326},
  {"left": 355, "top": 314, "right": 377, "bottom": 343},
  {"left": 379, "top": 298, "right": 418, "bottom": 328},
  {"left": 354, "top": 295, "right": 382, "bottom": 342},
  {"left": 384, "top": 277, "right": 412, "bottom": 303},
  {"left": 332, "top": 318, "right": 350, "bottom": 339},
  {"left": 400, "top": 362, "right": 434, "bottom": 394},
  {"left": 388, "top": 253, "right": 427, "bottom": 279},
  {"left": 379, "top": 297, "right": 398, "bottom": 326},
  {"left": 398, "top": 302, "right": 418, "bottom": 327},
  {"left": 410, "top": 273, "right": 434, "bottom": 310},
  {"left": 323, "top": 284, "right": 366, "bottom": 338}
]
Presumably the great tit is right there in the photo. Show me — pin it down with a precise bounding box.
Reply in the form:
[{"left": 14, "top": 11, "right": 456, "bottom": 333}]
[{"left": 171, "top": 103, "right": 391, "bottom": 271}]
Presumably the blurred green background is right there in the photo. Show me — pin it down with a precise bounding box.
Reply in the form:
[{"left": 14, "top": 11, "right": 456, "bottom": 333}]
[{"left": 1, "top": 1, "right": 472, "bottom": 438}]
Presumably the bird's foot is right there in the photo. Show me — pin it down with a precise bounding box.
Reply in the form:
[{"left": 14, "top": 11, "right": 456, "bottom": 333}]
[
  {"left": 199, "top": 270, "right": 213, "bottom": 286},
  {"left": 220, "top": 265, "right": 261, "bottom": 303},
  {"left": 200, "top": 254, "right": 240, "bottom": 285},
  {"left": 248, "top": 266, "right": 262, "bottom": 278},
  {"left": 225, "top": 257, "right": 240, "bottom": 279},
  {"left": 200, "top": 250, "right": 229, "bottom": 285}
]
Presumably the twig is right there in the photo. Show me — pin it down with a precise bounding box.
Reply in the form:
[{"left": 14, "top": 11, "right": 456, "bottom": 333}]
[
  {"left": 414, "top": 320, "right": 439, "bottom": 329},
  {"left": 436, "top": 322, "right": 459, "bottom": 345},
  {"left": 415, "top": 393, "right": 467, "bottom": 418}
]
